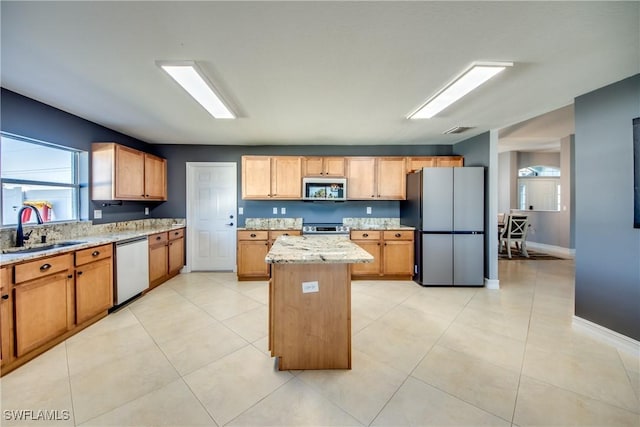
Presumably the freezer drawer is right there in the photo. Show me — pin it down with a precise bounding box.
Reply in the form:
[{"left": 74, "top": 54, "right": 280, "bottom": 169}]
[
  {"left": 421, "top": 233, "right": 453, "bottom": 286},
  {"left": 453, "top": 233, "right": 484, "bottom": 286}
]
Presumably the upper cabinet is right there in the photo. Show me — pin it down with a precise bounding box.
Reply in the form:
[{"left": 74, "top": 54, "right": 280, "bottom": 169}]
[
  {"left": 346, "top": 157, "right": 406, "bottom": 200},
  {"left": 91, "top": 142, "right": 167, "bottom": 201},
  {"left": 407, "top": 156, "right": 464, "bottom": 172},
  {"left": 303, "top": 157, "right": 345, "bottom": 177},
  {"left": 242, "top": 156, "right": 302, "bottom": 199}
]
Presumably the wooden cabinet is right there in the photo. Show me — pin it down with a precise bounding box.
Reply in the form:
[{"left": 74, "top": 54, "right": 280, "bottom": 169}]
[
  {"left": 349, "top": 231, "right": 382, "bottom": 276},
  {"left": 350, "top": 230, "right": 414, "bottom": 279},
  {"left": 92, "top": 142, "right": 167, "bottom": 201},
  {"left": 237, "top": 229, "right": 301, "bottom": 280},
  {"left": 346, "top": 157, "right": 406, "bottom": 200},
  {"left": 407, "top": 156, "right": 464, "bottom": 172},
  {"left": 168, "top": 228, "right": 185, "bottom": 276},
  {"left": 382, "top": 231, "right": 414, "bottom": 276},
  {"left": 303, "top": 157, "right": 345, "bottom": 177},
  {"left": 237, "top": 231, "right": 270, "bottom": 280},
  {"left": 13, "top": 253, "right": 73, "bottom": 357},
  {"left": 75, "top": 244, "right": 113, "bottom": 325},
  {"left": 149, "top": 228, "right": 185, "bottom": 289},
  {"left": 242, "top": 156, "right": 302, "bottom": 199},
  {"left": 1, "top": 267, "right": 14, "bottom": 367}
]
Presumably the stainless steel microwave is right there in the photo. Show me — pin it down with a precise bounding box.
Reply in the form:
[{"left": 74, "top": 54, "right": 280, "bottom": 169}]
[{"left": 302, "top": 177, "right": 347, "bottom": 201}]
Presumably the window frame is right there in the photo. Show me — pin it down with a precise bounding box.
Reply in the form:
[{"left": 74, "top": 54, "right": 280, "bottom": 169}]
[{"left": 0, "top": 132, "right": 83, "bottom": 226}]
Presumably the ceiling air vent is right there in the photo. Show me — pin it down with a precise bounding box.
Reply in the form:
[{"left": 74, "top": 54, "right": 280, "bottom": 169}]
[{"left": 443, "top": 126, "right": 474, "bottom": 135}]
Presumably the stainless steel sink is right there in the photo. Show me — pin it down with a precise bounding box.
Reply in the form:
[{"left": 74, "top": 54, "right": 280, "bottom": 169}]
[{"left": 2, "top": 241, "right": 87, "bottom": 254}]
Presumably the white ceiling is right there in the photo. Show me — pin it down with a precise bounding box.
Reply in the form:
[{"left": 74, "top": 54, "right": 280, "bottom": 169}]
[{"left": 1, "top": 1, "right": 638, "bottom": 147}]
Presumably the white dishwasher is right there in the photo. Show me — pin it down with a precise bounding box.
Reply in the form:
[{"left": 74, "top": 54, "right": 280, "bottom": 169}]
[{"left": 115, "top": 236, "right": 149, "bottom": 306}]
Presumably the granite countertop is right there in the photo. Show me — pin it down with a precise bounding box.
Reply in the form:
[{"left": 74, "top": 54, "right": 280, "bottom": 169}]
[
  {"left": 265, "top": 235, "right": 374, "bottom": 264},
  {"left": 350, "top": 225, "right": 415, "bottom": 230},
  {"left": 238, "top": 227, "right": 302, "bottom": 231},
  {"left": 0, "top": 224, "right": 185, "bottom": 266}
]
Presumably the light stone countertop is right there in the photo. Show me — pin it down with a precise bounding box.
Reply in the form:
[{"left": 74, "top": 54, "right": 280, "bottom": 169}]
[
  {"left": 265, "top": 235, "right": 374, "bottom": 264},
  {"left": 0, "top": 225, "right": 185, "bottom": 266},
  {"left": 350, "top": 225, "right": 415, "bottom": 230}
]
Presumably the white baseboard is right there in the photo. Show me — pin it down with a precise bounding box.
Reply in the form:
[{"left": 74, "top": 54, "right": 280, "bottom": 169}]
[
  {"left": 526, "top": 241, "right": 575, "bottom": 259},
  {"left": 572, "top": 316, "right": 640, "bottom": 356},
  {"left": 484, "top": 278, "right": 500, "bottom": 290}
]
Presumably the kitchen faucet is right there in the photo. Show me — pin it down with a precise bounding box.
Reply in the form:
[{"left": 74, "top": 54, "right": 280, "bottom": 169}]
[{"left": 16, "top": 206, "right": 44, "bottom": 247}]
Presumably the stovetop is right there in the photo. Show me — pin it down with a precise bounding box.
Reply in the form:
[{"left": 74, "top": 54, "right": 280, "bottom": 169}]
[{"left": 302, "top": 223, "right": 350, "bottom": 234}]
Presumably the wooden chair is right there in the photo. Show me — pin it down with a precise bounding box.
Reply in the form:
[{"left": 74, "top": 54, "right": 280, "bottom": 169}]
[{"left": 499, "top": 215, "right": 529, "bottom": 258}]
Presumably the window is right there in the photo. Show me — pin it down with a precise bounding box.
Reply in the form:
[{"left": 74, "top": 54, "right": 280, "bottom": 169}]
[
  {"left": 517, "top": 165, "right": 561, "bottom": 211},
  {"left": 1, "top": 133, "right": 87, "bottom": 226}
]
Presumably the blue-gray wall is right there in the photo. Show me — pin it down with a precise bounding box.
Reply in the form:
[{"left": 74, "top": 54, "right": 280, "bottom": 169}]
[
  {"left": 574, "top": 74, "right": 640, "bottom": 341},
  {"left": 1, "top": 88, "right": 160, "bottom": 224},
  {"left": 152, "top": 144, "right": 455, "bottom": 226}
]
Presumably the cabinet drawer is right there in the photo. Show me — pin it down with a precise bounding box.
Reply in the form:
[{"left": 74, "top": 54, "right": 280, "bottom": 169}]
[
  {"left": 14, "top": 253, "right": 73, "bottom": 284},
  {"left": 383, "top": 230, "right": 414, "bottom": 241},
  {"left": 75, "top": 244, "right": 113, "bottom": 266},
  {"left": 149, "top": 232, "right": 168, "bottom": 245},
  {"left": 168, "top": 228, "right": 185, "bottom": 240},
  {"left": 238, "top": 230, "right": 269, "bottom": 240},
  {"left": 269, "top": 230, "right": 301, "bottom": 240},
  {"left": 350, "top": 230, "right": 381, "bottom": 240}
]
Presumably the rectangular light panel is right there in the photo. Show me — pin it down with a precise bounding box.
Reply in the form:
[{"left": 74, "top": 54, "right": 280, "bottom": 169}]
[
  {"left": 158, "top": 61, "right": 235, "bottom": 119},
  {"left": 408, "top": 61, "right": 513, "bottom": 119}
]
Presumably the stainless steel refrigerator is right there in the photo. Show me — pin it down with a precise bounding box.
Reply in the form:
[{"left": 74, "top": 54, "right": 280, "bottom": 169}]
[{"left": 400, "top": 167, "right": 485, "bottom": 286}]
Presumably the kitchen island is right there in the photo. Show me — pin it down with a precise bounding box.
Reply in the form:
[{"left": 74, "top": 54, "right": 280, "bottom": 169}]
[{"left": 265, "top": 235, "right": 373, "bottom": 370}]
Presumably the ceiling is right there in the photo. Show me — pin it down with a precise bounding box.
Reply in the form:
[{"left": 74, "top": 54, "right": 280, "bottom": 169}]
[{"left": 1, "top": 1, "right": 638, "bottom": 147}]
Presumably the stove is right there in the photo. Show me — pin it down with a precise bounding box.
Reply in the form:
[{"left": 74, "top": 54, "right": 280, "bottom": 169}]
[{"left": 302, "top": 223, "right": 351, "bottom": 235}]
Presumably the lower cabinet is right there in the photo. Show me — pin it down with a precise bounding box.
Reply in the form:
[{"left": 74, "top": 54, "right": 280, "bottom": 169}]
[
  {"left": 237, "top": 230, "right": 302, "bottom": 280},
  {"left": 75, "top": 244, "right": 113, "bottom": 324},
  {"left": 149, "top": 228, "right": 185, "bottom": 289},
  {"left": 351, "top": 229, "right": 414, "bottom": 279},
  {"left": 1, "top": 266, "right": 14, "bottom": 366},
  {"left": 3, "top": 244, "right": 114, "bottom": 375},
  {"left": 237, "top": 231, "right": 270, "bottom": 280}
]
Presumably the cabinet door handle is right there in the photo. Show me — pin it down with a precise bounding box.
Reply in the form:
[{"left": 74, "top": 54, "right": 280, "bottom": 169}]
[
  {"left": 395, "top": 233, "right": 401, "bottom": 238},
  {"left": 250, "top": 233, "right": 257, "bottom": 238},
  {"left": 68, "top": 274, "right": 73, "bottom": 279},
  {"left": 1, "top": 294, "right": 8, "bottom": 300},
  {"left": 265, "top": 242, "right": 268, "bottom": 246},
  {"left": 174, "top": 231, "right": 180, "bottom": 236},
  {"left": 92, "top": 250, "right": 100, "bottom": 257},
  {"left": 40, "top": 263, "right": 51, "bottom": 271},
  {"left": 363, "top": 233, "right": 369, "bottom": 237},
  {"left": 77, "top": 271, "right": 83, "bottom": 276},
  {"left": 156, "top": 236, "right": 162, "bottom": 240}
]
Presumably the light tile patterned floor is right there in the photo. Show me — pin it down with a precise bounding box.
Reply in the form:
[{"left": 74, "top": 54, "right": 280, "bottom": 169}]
[{"left": 1, "top": 260, "right": 639, "bottom": 426}]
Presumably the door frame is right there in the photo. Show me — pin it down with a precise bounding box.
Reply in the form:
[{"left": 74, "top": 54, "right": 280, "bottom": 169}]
[{"left": 185, "top": 162, "right": 238, "bottom": 272}]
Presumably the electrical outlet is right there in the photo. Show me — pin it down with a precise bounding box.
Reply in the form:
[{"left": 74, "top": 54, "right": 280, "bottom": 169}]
[
  {"left": 144, "top": 207, "right": 149, "bottom": 215},
  {"left": 366, "top": 207, "right": 372, "bottom": 215},
  {"left": 93, "top": 209, "right": 102, "bottom": 219},
  {"left": 239, "top": 207, "right": 244, "bottom": 215},
  {"left": 281, "top": 207, "right": 286, "bottom": 215},
  {"left": 273, "top": 207, "right": 278, "bottom": 214}
]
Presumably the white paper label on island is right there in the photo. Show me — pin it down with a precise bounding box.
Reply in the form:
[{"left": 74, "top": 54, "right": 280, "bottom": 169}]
[{"left": 302, "top": 281, "right": 319, "bottom": 293}]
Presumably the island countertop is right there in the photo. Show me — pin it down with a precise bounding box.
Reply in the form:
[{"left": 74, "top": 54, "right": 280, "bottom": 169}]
[{"left": 265, "top": 235, "right": 373, "bottom": 264}]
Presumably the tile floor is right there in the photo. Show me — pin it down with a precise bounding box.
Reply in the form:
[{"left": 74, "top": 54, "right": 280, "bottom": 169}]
[{"left": 1, "top": 259, "right": 639, "bottom": 426}]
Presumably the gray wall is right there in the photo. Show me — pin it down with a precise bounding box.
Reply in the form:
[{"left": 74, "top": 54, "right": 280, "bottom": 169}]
[
  {"left": 1, "top": 88, "right": 162, "bottom": 224},
  {"left": 574, "top": 74, "right": 640, "bottom": 341},
  {"left": 153, "top": 144, "right": 454, "bottom": 226}
]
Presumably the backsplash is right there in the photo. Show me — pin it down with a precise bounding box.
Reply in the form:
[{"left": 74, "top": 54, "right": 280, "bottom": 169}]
[
  {"left": 0, "top": 218, "right": 185, "bottom": 249},
  {"left": 342, "top": 217, "right": 401, "bottom": 228}
]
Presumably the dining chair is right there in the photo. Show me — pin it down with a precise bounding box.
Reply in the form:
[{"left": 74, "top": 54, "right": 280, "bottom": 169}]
[{"left": 499, "top": 214, "right": 530, "bottom": 258}]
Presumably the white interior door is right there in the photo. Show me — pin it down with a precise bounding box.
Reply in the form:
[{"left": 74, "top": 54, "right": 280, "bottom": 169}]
[{"left": 187, "top": 162, "right": 237, "bottom": 271}]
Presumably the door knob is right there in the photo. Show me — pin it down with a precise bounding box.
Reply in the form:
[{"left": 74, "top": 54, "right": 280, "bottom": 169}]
[{"left": 229, "top": 215, "right": 234, "bottom": 219}]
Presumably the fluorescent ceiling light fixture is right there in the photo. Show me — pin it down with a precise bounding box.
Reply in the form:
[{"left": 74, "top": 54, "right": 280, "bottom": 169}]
[
  {"left": 157, "top": 61, "right": 235, "bottom": 119},
  {"left": 408, "top": 61, "right": 513, "bottom": 119}
]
